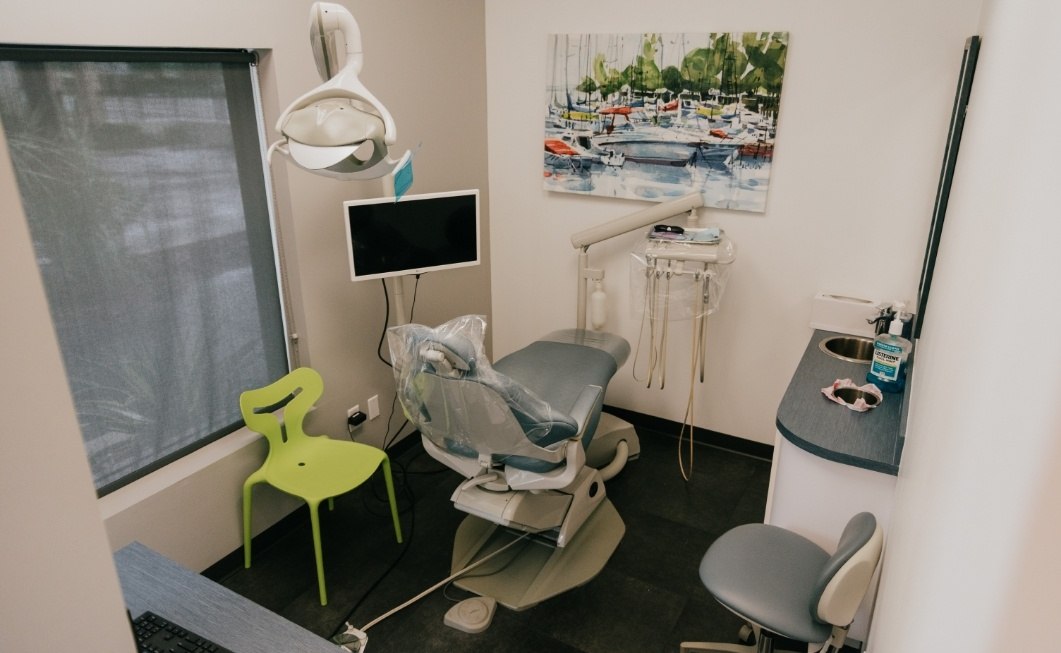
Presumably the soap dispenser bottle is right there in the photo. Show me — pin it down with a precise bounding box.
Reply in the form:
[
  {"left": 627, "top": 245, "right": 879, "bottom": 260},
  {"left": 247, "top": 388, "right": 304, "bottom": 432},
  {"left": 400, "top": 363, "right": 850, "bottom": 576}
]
[{"left": 867, "top": 317, "right": 912, "bottom": 392}]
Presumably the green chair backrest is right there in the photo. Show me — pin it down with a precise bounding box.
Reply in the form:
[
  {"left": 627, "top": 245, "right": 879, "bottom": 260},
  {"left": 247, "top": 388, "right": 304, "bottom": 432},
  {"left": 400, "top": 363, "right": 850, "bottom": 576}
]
[{"left": 240, "top": 367, "right": 323, "bottom": 451}]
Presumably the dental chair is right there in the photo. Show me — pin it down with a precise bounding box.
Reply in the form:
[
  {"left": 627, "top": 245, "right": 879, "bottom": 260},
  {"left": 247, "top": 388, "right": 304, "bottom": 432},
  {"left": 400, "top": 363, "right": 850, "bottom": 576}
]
[{"left": 387, "top": 315, "right": 638, "bottom": 610}]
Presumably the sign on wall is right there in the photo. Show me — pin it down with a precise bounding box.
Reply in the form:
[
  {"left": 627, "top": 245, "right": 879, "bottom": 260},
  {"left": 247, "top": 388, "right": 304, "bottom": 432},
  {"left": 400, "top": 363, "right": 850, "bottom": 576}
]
[{"left": 545, "top": 32, "right": 788, "bottom": 213}]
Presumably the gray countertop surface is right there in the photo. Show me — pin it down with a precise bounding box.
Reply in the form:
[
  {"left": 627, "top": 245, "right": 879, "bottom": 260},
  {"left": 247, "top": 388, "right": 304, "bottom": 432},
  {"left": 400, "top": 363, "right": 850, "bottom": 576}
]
[{"left": 775, "top": 330, "right": 906, "bottom": 475}]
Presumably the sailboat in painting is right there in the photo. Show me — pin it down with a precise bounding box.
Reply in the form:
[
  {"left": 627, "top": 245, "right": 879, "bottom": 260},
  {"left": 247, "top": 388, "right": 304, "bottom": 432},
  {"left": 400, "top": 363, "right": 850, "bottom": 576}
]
[{"left": 544, "top": 31, "right": 787, "bottom": 212}]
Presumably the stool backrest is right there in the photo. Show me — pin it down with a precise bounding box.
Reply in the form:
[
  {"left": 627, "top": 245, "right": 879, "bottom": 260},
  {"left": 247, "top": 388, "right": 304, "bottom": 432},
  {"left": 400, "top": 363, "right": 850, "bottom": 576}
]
[{"left": 812, "top": 512, "right": 885, "bottom": 627}]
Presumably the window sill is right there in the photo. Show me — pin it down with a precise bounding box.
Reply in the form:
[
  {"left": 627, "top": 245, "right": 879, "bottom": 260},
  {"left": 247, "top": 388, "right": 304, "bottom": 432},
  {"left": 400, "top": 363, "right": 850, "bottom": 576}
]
[{"left": 98, "top": 427, "right": 261, "bottom": 520}]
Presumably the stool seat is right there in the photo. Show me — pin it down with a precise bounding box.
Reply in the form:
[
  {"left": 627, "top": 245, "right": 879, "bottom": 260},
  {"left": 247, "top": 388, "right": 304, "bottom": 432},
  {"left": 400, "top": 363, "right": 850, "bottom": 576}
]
[{"left": 700, "top": 524, "right": 832, "bottom": 643}]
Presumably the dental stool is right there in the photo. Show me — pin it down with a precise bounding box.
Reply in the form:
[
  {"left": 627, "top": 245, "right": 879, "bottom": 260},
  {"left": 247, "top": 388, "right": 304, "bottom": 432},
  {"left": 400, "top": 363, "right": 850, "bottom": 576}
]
[
  {"left": 682, "top": 512, "right": 883, "bottom": 653},
  {"left": 387, "top": 315, "right": 638, "bottom": 610}
]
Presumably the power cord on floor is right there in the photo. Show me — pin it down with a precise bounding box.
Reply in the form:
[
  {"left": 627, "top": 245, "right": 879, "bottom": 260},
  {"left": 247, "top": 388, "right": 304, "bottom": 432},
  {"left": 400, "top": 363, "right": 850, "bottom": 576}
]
[
  {"left": 334, "top": 273, "right": 424, "bottom": 630},
  {"left": 329, "top": 437, "right": 449, "bottom": 644},
  {"left": 329, "top": 458, "right": 417, "bottom": 643},
  {"left": 440, "top": 536, "right": 530, "bottom": 601},
  {"left": 332, "top": 532, "right": 532, "bottom": 653}
]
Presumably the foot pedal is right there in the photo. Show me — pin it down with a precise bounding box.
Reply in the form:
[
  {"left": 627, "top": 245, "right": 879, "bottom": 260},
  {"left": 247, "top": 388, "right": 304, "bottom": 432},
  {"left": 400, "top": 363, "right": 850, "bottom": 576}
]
[{"left": 444, "top": 596, "right": 496, "bottom": 633}]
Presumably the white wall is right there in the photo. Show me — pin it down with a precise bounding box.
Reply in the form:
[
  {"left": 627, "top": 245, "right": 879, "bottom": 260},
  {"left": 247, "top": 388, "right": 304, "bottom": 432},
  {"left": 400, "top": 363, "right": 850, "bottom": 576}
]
[
  {"left": 0, "top": 0, "right": 490, "bottom": 572},
  {"left": 869, "top": 0, "right": 1061, "bottom": 649},
  {"left": 485, "top": 0, "right": 981, "bottom": 444},
  {"left": 0, "top": 131, "right": 135, "bottom": 651}
]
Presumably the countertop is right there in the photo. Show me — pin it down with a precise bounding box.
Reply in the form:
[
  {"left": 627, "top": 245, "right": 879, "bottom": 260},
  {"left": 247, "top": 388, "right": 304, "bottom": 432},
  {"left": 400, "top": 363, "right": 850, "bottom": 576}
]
[
  {"left": 116, "top": 542, "right": 342, "bottom": 652},
  {"left": 775, "top": 330, "right": 906, "bottom": 475}
]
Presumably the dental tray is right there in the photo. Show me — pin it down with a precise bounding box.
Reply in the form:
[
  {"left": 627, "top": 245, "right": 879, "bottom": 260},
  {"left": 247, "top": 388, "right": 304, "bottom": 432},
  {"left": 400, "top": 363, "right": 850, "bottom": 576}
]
[{"left": 643, "top": 231, "right": 736, "bottom": 264}]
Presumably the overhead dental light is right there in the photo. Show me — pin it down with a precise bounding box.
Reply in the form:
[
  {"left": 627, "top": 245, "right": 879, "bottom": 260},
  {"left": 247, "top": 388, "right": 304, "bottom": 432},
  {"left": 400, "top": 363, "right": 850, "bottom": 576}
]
[{"left": 268, "top": 2, "right": 410, "bottom": 181}]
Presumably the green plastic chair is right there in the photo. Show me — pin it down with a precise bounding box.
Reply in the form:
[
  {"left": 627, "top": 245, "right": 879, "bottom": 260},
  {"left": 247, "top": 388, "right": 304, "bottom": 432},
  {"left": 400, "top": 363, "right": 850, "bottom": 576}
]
[{"left": 241, "top": 367, "right": 403, "bottom": 605}]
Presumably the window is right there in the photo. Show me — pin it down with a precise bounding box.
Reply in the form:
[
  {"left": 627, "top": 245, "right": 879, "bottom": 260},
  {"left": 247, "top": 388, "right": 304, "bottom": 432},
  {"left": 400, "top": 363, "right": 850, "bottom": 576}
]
[{"left": 0, "top": 46, "right": 290, "bottom": 495}]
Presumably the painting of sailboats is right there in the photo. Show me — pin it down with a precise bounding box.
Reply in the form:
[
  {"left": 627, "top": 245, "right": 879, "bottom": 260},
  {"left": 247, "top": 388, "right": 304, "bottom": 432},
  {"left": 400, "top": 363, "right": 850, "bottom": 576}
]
[{"left": 545, "top": 32, "right": 788, "bottom": 213}]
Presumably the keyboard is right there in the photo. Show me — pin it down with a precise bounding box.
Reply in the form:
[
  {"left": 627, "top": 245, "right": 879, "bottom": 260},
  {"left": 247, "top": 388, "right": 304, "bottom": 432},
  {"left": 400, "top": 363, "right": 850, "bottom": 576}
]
[{"left": 132, "top": 610, "right": 236, "bottom": 653}]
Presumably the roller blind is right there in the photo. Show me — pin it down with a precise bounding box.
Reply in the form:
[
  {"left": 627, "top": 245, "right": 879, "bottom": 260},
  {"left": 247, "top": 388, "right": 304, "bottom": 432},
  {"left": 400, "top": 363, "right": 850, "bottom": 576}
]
[{"left": 0, "top": 46, "right": 289, "bottom": 495}]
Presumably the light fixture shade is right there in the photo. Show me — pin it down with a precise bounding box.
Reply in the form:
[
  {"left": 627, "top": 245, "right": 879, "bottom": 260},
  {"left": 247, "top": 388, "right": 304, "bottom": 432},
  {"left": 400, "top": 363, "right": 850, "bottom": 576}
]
[
  {"left": 269, "top": 2, "right": 409, "bottom": 181},
  {"left": 281, "top": 98, "right": 386, "bottom": 171}
]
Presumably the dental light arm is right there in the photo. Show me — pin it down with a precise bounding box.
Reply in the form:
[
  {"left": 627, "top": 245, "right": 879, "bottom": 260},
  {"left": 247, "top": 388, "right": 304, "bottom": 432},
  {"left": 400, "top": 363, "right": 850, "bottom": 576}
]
[
  {"left": 310, "top": 2, "right": 362, "bottom": 82},
  {"left": 269, "top": 2, "right": 407, "bottom": 180},
  {"left": 297, "top": 2, "right": 396, "bottom": 147},
  {"left": 570, "top": 193, "right": 705, "bottom": 329}
]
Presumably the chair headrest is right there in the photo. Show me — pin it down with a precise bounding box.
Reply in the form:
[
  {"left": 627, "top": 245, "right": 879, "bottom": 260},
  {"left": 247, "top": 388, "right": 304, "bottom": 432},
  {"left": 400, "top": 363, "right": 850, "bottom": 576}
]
[{"left": 418, "top": 333, "right": 477, "bottom": 376}]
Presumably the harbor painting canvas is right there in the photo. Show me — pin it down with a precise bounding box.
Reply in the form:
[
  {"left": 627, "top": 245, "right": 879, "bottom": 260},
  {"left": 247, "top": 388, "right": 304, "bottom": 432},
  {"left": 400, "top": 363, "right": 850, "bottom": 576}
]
[{"left": 545, "top": 32, "right": 788, "bottom": 212}]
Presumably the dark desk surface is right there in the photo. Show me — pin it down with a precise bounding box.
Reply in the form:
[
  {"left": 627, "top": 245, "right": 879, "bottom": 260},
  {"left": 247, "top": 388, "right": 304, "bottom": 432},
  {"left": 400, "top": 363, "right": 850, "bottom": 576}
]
[
  {"left": 115, "top": 542, "right": 342, "bottom": 653},
  {"left": 775, "top": 330, "right": 906, "bottom": 475}
]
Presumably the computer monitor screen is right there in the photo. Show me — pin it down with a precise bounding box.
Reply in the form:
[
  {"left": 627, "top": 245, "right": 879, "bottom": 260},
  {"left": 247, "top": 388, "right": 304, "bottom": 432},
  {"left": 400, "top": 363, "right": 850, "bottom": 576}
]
[{"left": 344, "top": 189, "right": 480, "bottom": 281}]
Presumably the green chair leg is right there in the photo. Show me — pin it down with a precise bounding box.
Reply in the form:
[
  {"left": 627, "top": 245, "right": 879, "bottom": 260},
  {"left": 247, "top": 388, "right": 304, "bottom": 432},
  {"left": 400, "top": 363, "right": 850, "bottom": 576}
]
[
  {"left": 382, "top": 457, "right": 403, "bottom": 543},
  {"left": 309, "top": 500, "right": 327, "bottom": 605},
  {"left": 243, "top": 481, "right": 254, "bottom": 568}
]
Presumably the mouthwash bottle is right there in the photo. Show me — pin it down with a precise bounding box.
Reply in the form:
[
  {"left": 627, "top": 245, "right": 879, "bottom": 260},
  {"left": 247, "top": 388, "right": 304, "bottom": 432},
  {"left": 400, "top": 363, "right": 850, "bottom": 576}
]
[{"left": 867, "top": 317, "right": 912, "bottom": 392}]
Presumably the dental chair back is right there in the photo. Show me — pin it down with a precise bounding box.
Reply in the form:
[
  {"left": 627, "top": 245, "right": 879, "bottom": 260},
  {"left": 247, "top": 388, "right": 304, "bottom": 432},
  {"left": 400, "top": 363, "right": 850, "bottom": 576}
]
[{"left": 388, "top": 315, "right": 593, "bottom": 491}]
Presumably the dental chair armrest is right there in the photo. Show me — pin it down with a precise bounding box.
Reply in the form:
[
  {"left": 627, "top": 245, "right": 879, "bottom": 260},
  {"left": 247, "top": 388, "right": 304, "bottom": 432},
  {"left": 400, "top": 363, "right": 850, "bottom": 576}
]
[
  {"left": 421, "top": 435, "right": 486, "bottom": 478},
  {"left": 506, "top": 385, "right": 601, "bottom": 490},
  {"left": 568, "top": 385, "right": 605, "bottom": 439},
  {"left": 506, "top": 439, "right": 586, "bottom": 491}
]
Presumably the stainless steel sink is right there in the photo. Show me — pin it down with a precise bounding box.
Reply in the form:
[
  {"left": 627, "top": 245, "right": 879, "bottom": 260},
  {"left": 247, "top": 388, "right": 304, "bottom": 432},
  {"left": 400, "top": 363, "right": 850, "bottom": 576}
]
[{"left": 819, "top": 335, "right": 875, "bottom": 363}]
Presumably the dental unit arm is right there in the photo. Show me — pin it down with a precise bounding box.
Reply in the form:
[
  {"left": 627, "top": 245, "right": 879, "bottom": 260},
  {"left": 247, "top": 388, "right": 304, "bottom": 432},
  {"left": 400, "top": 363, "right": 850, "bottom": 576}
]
[
  {"left": 571, "top": 192, "right": 717, "bottom": 330},
  {"left": 269, "top": 2, "right": 410, "bottom": 180}
]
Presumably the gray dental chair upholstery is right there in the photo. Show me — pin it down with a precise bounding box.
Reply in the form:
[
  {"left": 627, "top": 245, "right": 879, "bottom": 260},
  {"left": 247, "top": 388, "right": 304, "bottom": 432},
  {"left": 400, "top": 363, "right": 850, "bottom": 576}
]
[
  {"left": 682, "top": 512, "right": 884, "bottom": 653},
  {"left": 388, "top": 315, "right": 637, "bottom": 610}
]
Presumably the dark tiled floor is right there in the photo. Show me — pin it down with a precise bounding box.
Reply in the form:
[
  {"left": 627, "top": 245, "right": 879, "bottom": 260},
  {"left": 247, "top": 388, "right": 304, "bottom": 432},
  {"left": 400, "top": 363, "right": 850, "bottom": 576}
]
[{"left": 214, "top": 428, "right": 778, "bottom": 653}]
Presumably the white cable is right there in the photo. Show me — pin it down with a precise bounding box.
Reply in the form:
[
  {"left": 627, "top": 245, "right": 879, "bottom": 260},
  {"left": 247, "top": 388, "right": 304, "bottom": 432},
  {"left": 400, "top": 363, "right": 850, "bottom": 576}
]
[
  {"left": 630, "top": 266, "right": 654, "bottom": 384},
  {"left": 678, "top": 318, "right": 699, "bottom": 481},
  {"left": 698, "top": 271, "right": 709, "bottom": 382},
  {"left": 659, "top": 270, "right": 672, "bottom": 389},
  {"left": 678, "top": 275, "right": 707, "bottom": 481},
  {"left": 645, "top": 267, "right": 663, "bottom": 387},
  {"left": 351, "top": 530, "right": 533, "bottom": 639}
]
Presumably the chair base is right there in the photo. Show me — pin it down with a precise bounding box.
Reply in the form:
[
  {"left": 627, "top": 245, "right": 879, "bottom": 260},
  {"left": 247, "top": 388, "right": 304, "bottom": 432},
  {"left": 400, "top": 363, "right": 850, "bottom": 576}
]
[
  {"left": 681, "top": 624, "right": 851, "bottom": 653},
  {"left": 449, "top": 498, "right": 624, "bottom": 611},
  {"left": 680, "top": 643, "right": 758, "bottom": 653},
  {"left": 681, "top": 623, "right": 762, "bottom": 653}
]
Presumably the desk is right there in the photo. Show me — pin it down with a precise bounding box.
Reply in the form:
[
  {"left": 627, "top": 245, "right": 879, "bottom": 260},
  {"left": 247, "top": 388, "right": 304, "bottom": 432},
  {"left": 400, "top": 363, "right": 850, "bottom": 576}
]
[{"left": 115, "top": 542, "right": 342, "bottom": 653}]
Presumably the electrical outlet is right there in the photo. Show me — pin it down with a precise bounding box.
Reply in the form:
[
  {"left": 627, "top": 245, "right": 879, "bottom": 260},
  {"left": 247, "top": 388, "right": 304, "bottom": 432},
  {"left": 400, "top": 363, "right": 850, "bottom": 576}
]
[
  {"left": 347, "top": 405, "right": 360, "bottom": 419},
  {"left": 367, "top": 395, "right": 380, "bottom": 420}
]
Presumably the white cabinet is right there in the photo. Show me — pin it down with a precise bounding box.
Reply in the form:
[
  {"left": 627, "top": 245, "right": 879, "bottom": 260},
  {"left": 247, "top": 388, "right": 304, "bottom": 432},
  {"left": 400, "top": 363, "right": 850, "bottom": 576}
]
[{"left": 765, "top": 431, "right": 896, "bottom": 645}]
